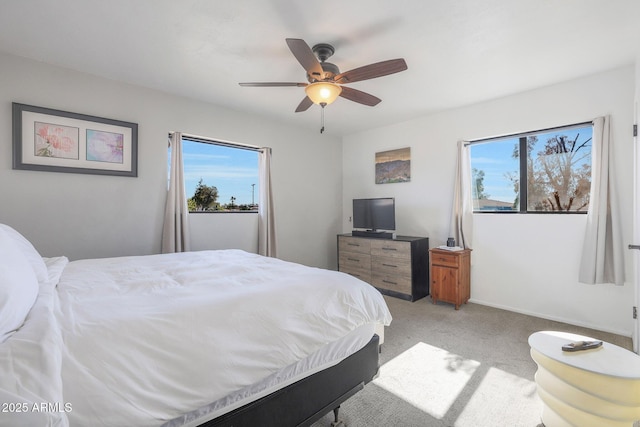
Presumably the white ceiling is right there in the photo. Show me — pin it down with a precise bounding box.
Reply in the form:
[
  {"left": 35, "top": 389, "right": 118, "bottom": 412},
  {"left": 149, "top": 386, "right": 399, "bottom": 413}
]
[{"left": 1, "top": 0, "right": 639, "bottom": 137}]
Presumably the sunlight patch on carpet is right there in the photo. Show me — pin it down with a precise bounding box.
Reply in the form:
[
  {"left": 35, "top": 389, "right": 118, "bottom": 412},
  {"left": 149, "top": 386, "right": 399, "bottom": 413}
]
[
  {"left": 373, "top": 342, "right": 480, "bottom": 419},
  {"left": 454, "top": 366, "right": 539, "bottom": 426}
]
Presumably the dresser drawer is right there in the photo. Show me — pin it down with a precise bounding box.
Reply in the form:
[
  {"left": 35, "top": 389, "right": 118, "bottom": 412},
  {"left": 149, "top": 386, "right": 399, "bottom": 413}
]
[
  {"left": 430, "top": 251, "right": 460, "bottom": 268},
  {"left": 339, "top": 266, "right": 372, "bottom": 283},
  {"left": 370, "top": 239, "right": 410, "bottom": 258},
  {"left": 372, "top": 255, "right": 411, "bottom": 277},
  {"left": 372, "top": 272, "right": 412, "bottom": 295},
  {"left": 338, "top": 236, "right": 371, "bottom": 254},
  {"left": 339, "top": 251, "right": 371, "bottom": 270}
]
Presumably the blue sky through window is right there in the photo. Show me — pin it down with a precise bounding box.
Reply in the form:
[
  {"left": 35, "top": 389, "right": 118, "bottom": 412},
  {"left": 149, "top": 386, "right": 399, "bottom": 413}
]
[
  {"left": 470, "top": 138, "right": 519, "bottom": 203},
  {"left": 179, "top": 140, "right": 259, "bottom": 206}
]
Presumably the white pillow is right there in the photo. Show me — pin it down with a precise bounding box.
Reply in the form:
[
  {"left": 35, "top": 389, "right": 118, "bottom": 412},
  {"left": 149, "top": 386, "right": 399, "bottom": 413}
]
[
  {"left": 0, "top": 224, "right": 48, "bottom": 284},
  {"left": 0, "top": 228, "right": 39, "bottom": 342}
]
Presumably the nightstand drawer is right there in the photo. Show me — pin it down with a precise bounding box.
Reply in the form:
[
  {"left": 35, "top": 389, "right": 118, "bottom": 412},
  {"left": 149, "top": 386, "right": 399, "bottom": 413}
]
[
  {"left": 370, "top": 239, "right": 410, "bottom": 258},
  {"left": 338, "top": 236, "right": 371, "bottom": 254},
  {"left": 372, "top": 272, "right": 412, "bottom": 294},
  {"left": 430, "top": 251, "right": 460, "bottom": 268},
  {"left": 372, "top": 256, "right": 411, "bottom": 277}
]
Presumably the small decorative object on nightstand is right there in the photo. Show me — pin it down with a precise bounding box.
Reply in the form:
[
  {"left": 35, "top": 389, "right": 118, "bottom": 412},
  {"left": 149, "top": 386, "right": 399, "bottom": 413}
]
[{"left": 429, "top": 247, "right": 471, "bottom": 310}]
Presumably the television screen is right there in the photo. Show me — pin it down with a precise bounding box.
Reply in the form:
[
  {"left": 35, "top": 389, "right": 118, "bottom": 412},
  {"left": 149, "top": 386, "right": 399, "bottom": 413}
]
[{"left": 353, "top": 198, "right": 395, "bottom": 231}]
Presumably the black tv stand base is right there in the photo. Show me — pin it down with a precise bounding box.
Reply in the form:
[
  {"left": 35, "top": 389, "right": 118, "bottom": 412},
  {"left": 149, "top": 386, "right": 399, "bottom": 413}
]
[{"left": 351, "top": 230, "right": 395, "bottom": 239}]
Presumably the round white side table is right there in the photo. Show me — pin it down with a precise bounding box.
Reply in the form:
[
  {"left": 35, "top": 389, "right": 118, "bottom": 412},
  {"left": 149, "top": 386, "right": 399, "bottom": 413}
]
[{"left": 528, "top": 331, "right": 640, "bottom": 427}]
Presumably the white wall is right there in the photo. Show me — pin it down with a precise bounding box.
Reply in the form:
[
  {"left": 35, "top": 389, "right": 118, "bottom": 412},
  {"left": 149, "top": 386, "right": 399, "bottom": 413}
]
[
  {"left": 188, "top": 213, "right": 259, "bottom": 253},
  {"left": 0, "top": 53, "right": 343, "bottom": 269},
  {"left": 343, "top": 66, "right": 636, "bottom": 336}
]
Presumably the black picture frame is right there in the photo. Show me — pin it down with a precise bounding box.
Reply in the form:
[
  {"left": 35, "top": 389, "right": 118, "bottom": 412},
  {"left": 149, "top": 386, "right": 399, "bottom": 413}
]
[{"left": 12, "top": 102, "right": 138, "bottom": 177}]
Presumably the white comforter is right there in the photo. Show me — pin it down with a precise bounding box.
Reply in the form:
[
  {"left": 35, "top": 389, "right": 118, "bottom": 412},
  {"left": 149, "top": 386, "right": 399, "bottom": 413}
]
[{"left": 2, "top": 250, "right": 391, "bottom": 426}]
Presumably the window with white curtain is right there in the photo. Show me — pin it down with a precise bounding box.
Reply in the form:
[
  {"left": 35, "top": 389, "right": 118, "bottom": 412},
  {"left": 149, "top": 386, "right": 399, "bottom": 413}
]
[
  {"left": 169, "top": 137, "right": 259, "bottom": 213},
  {"left": 469, "top": 123, "right": 593, "bottom": 213}
]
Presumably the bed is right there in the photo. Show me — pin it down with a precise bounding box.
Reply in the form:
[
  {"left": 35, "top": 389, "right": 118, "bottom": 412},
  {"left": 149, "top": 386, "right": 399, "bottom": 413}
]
[{"left": 0, "top": 224, "right": 392, "bottom": 427}]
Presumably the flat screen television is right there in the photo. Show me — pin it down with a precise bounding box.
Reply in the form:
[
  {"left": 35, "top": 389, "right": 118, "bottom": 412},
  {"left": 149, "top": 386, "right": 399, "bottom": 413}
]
[{"left": 353, "top": 198, "right": 396, "bottom": 232}]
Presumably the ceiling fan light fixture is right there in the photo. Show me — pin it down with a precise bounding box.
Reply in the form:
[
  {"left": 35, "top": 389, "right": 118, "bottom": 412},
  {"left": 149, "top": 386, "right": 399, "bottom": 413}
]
[{"left": 305, "top": 82, "right": 342, "bottom": 105}]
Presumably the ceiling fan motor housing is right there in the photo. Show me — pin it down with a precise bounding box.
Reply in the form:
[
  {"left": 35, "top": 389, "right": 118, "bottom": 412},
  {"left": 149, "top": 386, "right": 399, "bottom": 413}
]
[
  {"left": 307, "top": 62, "right": 339, "bottom": 82},
  {"left": 307, "top": 43, "right": 340, "bottom": 81},
  {"left": 312, "top": 43, "right": 335, "bottom": 61}
]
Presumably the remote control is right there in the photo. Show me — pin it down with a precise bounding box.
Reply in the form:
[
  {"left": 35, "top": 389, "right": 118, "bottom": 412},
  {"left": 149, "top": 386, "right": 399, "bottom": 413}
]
[{"left": 562, "top": 340, "right": 603, "bottom": 352}]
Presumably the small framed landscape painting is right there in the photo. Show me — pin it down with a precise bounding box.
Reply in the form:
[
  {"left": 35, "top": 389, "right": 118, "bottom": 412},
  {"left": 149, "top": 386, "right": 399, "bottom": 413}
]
[
  {"left": 12, "top": 103, "right": 138, "bottom": 177},
  {"left": 375, "top": 147, "right": 410, "bottom": 184}
]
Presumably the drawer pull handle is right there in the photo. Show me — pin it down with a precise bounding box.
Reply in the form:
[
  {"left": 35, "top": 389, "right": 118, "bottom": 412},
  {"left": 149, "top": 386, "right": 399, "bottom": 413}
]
[
  {"left": 382, "top": 264, "right": 397, "bottom": 268},
  {"left": 347, "top": 258, "right": 360, "bottom": 262},
  {"left": 382, "top": 247, "right": 397, "bottom": 251},
  {"left": 347, "top": 243, "right": 360, "bottom": 247},
  {"left": 382, "top": 280, "right": 397, "bottom": 285}
]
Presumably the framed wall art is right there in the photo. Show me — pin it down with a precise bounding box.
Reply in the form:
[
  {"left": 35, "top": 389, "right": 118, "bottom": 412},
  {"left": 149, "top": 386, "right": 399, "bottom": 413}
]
[
  {"left": 12, "top": 103, "right": 138, "bottom": 177},
  {"left": 375, "top": 147, "right": 411, "bottom": 184}
]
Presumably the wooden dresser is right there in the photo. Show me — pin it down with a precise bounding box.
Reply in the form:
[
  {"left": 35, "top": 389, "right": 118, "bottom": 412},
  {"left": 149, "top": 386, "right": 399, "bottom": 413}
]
[
  {"left": 429, "top": 248, "right": 471, "bottom": 310},
  {"left": 337, "top": 234, "right": 429, "bottom": 301}
]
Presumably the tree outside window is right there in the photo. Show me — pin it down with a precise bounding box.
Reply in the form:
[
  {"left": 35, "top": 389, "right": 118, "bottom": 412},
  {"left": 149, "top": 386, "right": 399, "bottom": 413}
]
[
  {"left": 470, "top": 124, "right": 592, "bottom": 213},
  {"left": 190, "top": 179, "right": 219, "bottom": 211},
  {"left": 523, "top": 132, "right": 591, "bottom": 212}
]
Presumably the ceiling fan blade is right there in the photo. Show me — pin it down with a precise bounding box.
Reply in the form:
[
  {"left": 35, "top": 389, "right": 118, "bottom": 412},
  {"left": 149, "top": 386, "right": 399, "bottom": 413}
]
[
  {"left": 239, "top": 82, "right": 307, "bottom": 87},
  {"left": 295, "top": 96, "right": 314, "bottom": 112},
  {"left": 286, "top": 38, "right": 324, "bottom": 80},
  {"left": 339, "top": 86, "right": 381, "bottom": 106},
  {"left": 334, "top": 58, "right": 407, "bottom": 84}
]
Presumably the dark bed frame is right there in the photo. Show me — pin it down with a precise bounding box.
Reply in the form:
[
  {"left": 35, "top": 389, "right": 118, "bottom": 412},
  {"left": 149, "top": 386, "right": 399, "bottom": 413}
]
[{"left": 199, "top": 334, "right": 380, "bottom": 427}]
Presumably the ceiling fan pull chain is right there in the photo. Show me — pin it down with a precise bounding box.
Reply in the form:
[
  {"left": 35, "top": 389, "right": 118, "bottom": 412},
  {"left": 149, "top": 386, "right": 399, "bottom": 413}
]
[{"left": 320, "top": 103, "right": 326, "bottom": 134}]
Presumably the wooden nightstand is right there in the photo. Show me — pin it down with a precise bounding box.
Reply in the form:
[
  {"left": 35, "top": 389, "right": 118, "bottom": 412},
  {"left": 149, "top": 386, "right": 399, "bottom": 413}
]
[{"left": 429, "top": 248, "right": 471, "bottom": 310}]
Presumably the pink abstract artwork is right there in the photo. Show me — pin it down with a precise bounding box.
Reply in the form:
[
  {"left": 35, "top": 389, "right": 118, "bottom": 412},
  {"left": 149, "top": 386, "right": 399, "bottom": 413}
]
[{"left": 34, "top": 122, "right": 79, "bottom": 159}]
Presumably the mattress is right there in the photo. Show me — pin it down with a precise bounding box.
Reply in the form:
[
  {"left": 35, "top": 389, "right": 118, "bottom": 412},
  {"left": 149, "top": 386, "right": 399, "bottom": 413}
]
[
  {"left": 168, "top": 322, "right": 377, "bottom": 427},
  {"left": 0, "top": 249, "right": 391, "bottom": 427}
]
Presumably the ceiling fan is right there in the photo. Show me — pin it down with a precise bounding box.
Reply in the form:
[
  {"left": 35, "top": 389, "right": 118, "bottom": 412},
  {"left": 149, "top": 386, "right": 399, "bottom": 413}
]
[{"left": 239, "top": 38, "right": 408, "bottom": 117}]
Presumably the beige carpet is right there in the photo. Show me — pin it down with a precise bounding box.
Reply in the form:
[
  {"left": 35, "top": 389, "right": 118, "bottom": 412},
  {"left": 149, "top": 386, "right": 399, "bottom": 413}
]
[{"left": 312, "top": 296, "right": 634, "bottom": 427}]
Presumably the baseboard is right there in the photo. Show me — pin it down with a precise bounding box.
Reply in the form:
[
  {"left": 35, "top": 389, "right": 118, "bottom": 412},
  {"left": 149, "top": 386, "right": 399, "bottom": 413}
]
[{"left": 468, "top": 298, "right": 632, "bottom": 338}]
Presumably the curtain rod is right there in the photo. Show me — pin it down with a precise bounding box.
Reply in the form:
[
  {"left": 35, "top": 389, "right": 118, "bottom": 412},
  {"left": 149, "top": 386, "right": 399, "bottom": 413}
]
[
  {"left": 464, "top": 120, "right": 594, "bottom": 146},
  {"left": 168, "top": 131, "right": 264, "bottom": 152}
]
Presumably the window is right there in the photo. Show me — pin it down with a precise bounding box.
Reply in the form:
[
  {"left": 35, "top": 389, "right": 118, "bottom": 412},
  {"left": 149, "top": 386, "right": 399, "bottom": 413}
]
[
  {"left": 171, "top": 137, "right": 259, "bottom": 212},
  {"left": 469, "top": 123, "right": 592, "bottom": 213}
]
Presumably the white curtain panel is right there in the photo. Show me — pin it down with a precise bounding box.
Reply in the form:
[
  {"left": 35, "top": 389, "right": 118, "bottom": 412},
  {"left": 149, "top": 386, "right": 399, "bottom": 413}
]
[
  {"left": 450, "top": 140, "right": 473, "bottom": 249},
  {"left": 258, "top": 148, "right": 277, "bottom": 257},
  {"left": 161, "top": 132, "right": 191, "bottom": 253},
  {"left": 579, "top": 116, "right": 624, "bottom": 285}
]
